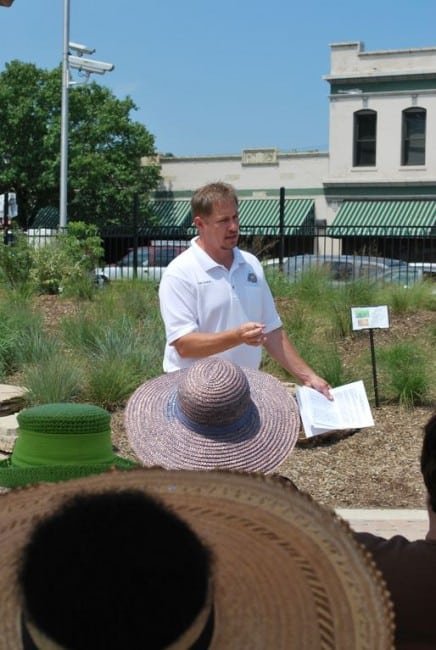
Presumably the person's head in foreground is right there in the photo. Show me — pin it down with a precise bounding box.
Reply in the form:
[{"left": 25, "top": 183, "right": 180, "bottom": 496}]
[
  {"left": 1, "top": 468, "right": 394, "bottom": 649},
  {"left": 19, "top": 490, "right": 212, "bottom": 650}
]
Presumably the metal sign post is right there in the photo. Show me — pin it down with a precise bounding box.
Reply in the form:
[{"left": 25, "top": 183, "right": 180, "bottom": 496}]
[
  {"left": 351, "top": 305, "right": 390, "bottom": 408},
  {"left": 368, "top": 329, "right": 379, "bottom": 407}
]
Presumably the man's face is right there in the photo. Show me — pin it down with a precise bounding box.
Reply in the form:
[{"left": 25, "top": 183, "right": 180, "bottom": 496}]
[{"left": 194, "top": 199, "right": 239, "bottom": 252}]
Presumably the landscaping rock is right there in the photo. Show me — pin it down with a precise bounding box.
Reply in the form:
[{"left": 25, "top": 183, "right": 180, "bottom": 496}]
[
  {"left": 0, "top": 384, "right": 28, "bottom": 454},
  {"left": 0, "top": 384, "right": 28, "bottom": 415}
]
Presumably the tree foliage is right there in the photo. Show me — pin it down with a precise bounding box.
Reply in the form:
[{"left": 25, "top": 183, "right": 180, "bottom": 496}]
[{"left": 0, "top": 60, "right": 161, "bottom": 228}]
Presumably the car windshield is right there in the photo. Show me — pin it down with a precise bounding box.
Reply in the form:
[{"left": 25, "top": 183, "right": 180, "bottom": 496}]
[{"left": 120, "top": 250, "right": 149, "bottom": 266}]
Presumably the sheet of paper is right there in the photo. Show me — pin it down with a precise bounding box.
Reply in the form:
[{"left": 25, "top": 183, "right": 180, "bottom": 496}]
[{"left": 296, "top": 380, "right": 374, "bottom": 438}]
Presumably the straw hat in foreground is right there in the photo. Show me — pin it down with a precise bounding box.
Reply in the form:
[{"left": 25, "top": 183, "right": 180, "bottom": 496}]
[{"left": 0, "top": 467, "right": 394, "bottom": 649}]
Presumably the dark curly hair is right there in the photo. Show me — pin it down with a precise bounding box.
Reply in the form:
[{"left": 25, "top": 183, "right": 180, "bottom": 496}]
[{"left": 19, "top": 489, "right": 212, "bottom": 650}]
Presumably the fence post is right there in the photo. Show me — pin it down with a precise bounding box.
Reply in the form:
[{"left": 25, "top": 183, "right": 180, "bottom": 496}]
[
  {"left": 279, "top": 187, "right": 285, "bottom": 271},
  {"left": 132, "top": 193, "right": 139, "bottom": 278}
]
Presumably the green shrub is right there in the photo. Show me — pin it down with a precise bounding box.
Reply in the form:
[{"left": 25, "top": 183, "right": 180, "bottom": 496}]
[
  {"left": 29, "top": 222, "right": 104, "bottom": 295},
  {"left": 291, "top": 268, "right": 334, "bottom": 309},
  {"left": 377, "top": 342, "right": 432, "bottom": 407},
  {"left": 22, "top": 354, "right": 85, "bottom": 405},
  {"left": 86, "top": 357, "right": 146, "bottom": 410},
  {"left": 376, "top": 281, "right": 435, "bottom": 314},
  {"left": 30, "top": 239, "right": 78, "bottom": 294},
  {"left": 61, "top": 222, "right": 104, "bottom": 270},
  {"left": 0, "top": 231, "right": 34, "bottom": 291},
  {"left": 0, "top": 294, "right": 44, "bottom": 374},
  {"left": 83, "top": 316, "right": 164, "bottom": 408}
]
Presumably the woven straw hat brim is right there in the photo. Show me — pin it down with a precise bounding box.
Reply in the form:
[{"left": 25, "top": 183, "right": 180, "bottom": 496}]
[
  {"left": 0, "top": 467, "right": 394, "bottom": 649},
  {"left": 0, "top": 455, "right": 137, "bottom": 488},
  {"left": 125, "top": 367, "right": 300, "bottom": 473}
]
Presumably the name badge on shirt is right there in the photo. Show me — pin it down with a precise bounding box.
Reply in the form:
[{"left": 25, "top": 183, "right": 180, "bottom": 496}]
[{"left": 247, "top": 273, "right": 258, "bottom": 283}]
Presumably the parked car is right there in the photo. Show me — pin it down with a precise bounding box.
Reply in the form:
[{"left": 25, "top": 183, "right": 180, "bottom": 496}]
[
  {"left": 407, "top": 261, "right": 436, "bottom": 280},
  {"left": 96, "top": 241, "right": 189, "bottom": 283},
  {"left": 264, "top": 254, "right": 415, "bottom": 286},
  {"left": 375, "top": 266, "right": 425, "bottom": 289}
]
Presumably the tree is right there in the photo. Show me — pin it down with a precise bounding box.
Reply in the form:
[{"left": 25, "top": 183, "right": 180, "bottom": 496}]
[{"left": 0, "top": 60, "right": 161, "bottom": 228}]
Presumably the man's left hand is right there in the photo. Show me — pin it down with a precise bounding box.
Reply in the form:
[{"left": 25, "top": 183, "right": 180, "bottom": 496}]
[{"left": 305, "top": 376, "right": 333, "bottom": 400}]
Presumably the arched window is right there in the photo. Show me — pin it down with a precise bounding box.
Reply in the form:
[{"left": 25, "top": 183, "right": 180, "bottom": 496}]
[
  {"left": 353, "top": 110, "right": 377, "bottom": 167},
  {"left": 402, "top": 108, "right": 426, "bottom": 165}
]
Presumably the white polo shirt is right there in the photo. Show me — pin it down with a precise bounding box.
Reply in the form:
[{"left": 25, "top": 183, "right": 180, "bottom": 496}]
[{"left": 159, "top": 237, "right": 282, "bottom": 372}]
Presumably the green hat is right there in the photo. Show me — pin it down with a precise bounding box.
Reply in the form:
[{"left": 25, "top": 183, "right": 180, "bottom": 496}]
[{"left": 0, "top": 403, "right": 137, "bottom": 488}]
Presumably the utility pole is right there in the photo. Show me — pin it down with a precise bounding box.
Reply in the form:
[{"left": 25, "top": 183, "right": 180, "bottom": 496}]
[
  {"left": 59, "top": 0, "right": 70, "bottom": 229},
  {"left": 58, "top": 0, "right": 114, "bottom": 230}
]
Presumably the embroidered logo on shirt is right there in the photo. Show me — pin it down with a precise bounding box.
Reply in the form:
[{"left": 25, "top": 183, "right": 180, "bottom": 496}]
[{"left": 247, "top": 273, "right": 258, "bottom": 283}]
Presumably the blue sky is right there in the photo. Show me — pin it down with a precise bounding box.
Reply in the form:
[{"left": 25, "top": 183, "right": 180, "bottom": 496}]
[{"left": 2, "top": 0, "right": 436, "bottom": 157}]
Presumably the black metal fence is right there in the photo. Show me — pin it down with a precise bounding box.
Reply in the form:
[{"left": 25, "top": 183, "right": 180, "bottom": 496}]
[{"left": 24, "top": 224, "right": 436, "bottom": 281}]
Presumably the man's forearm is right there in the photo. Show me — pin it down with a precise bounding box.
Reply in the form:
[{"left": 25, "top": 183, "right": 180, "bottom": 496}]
[
  {"left": 264, "top": 328, "right": 316, "bottom": 383},
  {"left": 172, "top": 330, "right": 241, "bottom": 359},
  {"left": 264, "top": 327, "right": 332, "bottom": 399},
  {"left": 173, "top": 322, "right": 266, "bottom": 360}
]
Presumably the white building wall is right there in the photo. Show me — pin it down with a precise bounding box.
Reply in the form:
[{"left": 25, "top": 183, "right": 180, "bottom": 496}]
[
  {"left": 330, "top": 41, "right": 436, "bottom": 76},
  {"left": 326, "top": 41, "right": 436, "bottom": 184},
  {"left": 328, "top": 93, "right": 436, "bottom": 182},
  {"left": 159, "top": 152, "right": 328, "bottom": 193}
]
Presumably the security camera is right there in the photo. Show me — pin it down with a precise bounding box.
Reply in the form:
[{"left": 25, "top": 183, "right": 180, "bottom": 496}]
[
  {"left": 69, "top": 41, "right": 96, "bottom": 56},
  {"left": 68, "top": 55, "right": 115, "bottom": 75}
]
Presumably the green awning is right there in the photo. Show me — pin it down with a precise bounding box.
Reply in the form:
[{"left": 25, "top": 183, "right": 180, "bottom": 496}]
[
  {"left": 32, "top": 206, "right": 59, "bottom": 228},
  {"left": 186, "top": 198, "right": 314, "bottom": 236},
  {"left": 238, "top": 198, "right": 314, "bottom": 235},
  {"left": 327, "top": 200, "right": 436, "bottom": 237},
  {"left": 149, "top": 200, "right": 192, "bottom": 228}
]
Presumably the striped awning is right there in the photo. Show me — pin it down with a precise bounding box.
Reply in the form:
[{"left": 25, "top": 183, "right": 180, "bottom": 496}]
[
  {"left": 32, "top": 206, "right": 59, "bottom": 228},
  {"left": 327, "top": 200, "right": 436, "bottom": 237},
  {"left": 149, "top": 200, "right": 192, "bottom": 228},
  {"left": 238, "top": 198, "right": 314, "bottom": 235},
  {"left": 184, "top": 198, "right": 314, "bottom": 236}
]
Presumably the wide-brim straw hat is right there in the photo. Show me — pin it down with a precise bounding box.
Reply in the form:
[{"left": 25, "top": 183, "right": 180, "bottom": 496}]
[
  {"left": 0, "top": 403, "right": 136, "bottom": 488},
  {"left": 125, "top": 357, "right": 300, "bottom": 473},
  {"left": 0, "top": 467, "right": 394, "bottom": 649}
]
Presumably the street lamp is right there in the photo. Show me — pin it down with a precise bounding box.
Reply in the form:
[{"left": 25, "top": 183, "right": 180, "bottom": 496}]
[
  {"left": 59, "top": 0, "right": 114, "bottom": 229},
  {"left": 1, "top": 0, "right": 15, "bottom": 231}
]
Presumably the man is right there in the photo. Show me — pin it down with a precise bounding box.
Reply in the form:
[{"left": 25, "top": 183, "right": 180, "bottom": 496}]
[
  {"left": 355, "top": 412, "right": 436, "bottom": 649},
  {"left": 159, "top": 182, "right": 331, "bottom": 398}
]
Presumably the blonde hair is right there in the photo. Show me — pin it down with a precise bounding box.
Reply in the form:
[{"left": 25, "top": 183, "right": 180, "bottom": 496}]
[{"left": 191, "top": 182, "right": 238, "bottom": 219}]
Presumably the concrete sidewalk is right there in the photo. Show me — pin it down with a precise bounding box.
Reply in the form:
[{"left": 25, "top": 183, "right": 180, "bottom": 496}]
[{"left": 336, "top": 508, "right": 428, "bottom": 540}]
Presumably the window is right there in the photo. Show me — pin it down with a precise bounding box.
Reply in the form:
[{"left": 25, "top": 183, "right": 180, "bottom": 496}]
[
  {"left": 402, "top": 108, "right": 426, "bottom": 166},
  {"left": 353, "top": 110, "right": 377, "bottom": 166}
]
